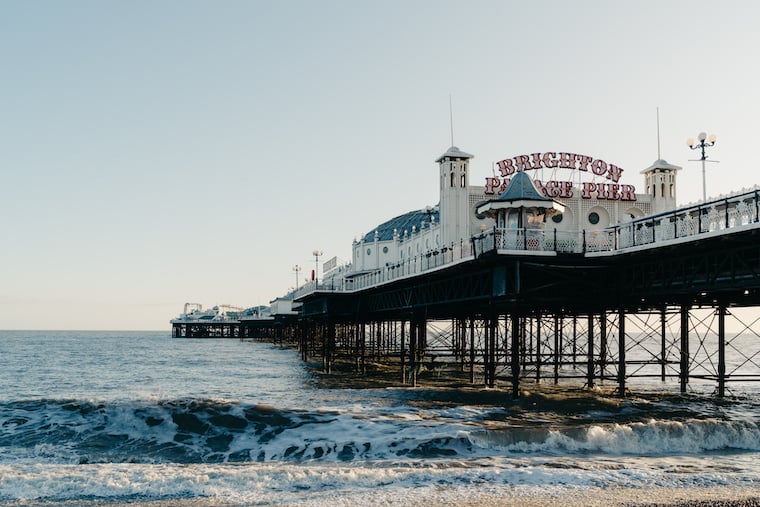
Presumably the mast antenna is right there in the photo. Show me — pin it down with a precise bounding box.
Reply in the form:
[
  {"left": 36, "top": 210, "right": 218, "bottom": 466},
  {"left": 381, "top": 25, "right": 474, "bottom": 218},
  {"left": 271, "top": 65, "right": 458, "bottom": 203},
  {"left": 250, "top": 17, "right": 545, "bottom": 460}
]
[
  {"left": 656, "top": 107, "right": 661, "bottom": 159},
  {"left": 449, "top": 94, "right": 454, "bottom": 147}
]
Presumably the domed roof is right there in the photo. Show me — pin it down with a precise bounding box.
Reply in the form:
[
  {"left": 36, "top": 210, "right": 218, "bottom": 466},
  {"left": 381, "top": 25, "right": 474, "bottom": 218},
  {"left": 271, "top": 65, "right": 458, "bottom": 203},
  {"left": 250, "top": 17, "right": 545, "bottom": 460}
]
[
  {"left": 435, "top": 146, "right": 473, "bottom": 163},
  {"left": 641, "top": 159, "right": 682, "bottom": 173},
  {"left": 476, "top": 171, "right": 565, "bottom": 217},
  {"left": 363, "top": 207, "right": 439, "bottom": 242},
  {"left": 495, "top": 171, "right": 552, "bottom": 203}
]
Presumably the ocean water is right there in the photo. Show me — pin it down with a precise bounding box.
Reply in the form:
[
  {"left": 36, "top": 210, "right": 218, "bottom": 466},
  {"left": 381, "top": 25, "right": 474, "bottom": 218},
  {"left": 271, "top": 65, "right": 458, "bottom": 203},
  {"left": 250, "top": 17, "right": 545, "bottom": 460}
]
[{"left": 0, "top": 330, "right": 759, "bottom": 506}]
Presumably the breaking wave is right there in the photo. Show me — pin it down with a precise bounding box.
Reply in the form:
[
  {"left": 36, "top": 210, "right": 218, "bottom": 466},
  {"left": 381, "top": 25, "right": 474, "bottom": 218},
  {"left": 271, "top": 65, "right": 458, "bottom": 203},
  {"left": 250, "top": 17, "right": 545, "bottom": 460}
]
[{"left": 2, "top": 397, "right": 759, "bottom": 466}]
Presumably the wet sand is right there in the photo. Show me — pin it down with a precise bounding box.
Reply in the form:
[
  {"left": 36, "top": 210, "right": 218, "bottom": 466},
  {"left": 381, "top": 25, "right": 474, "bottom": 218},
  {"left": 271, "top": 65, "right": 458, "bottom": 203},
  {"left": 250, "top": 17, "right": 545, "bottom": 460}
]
[{"left": 2, "top": 487, "right": 759, "bottom": 506}]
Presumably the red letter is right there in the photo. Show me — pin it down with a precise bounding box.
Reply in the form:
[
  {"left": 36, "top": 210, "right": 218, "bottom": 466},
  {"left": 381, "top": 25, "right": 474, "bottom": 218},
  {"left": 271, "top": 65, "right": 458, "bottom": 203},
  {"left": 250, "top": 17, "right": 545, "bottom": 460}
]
[
  {"left": 606, "top": 164, "right": 623, "bottom": 182},
  {"left": 531, "top": 153, "right": 544, "bottom": 170},
  {"left": 484, "top": 177, "right": 501, "bottom": 195},
  {"left": 577, "top": 154, "right": 593, "bottom": 172},
  {"left": 496, "top": 159, "right": 515, "bottom": 176},
  {"left": 582, "top": 182, "right": 596, "bottom": 199},
  {"left": 591, "top": 159, "right": 608, "bottom": 176},
  {"left": 620, "top": 184, "right": 637, "bottom": 201},
  {"left": 542, "top": 152, "right": 559, "bottom": 168},
  {"left": 608, "top": 184, "right": 620, "bottom": 200},
  {"left": 560, "top": 181, "right": 574, "bottom": 198},
  {"left": 514, "top": 155, "right": 532, "bottom": 172},
  {"left": 545, "top": 181, "right": 560, "bottom": 197},
  {"left": 558, "top": 152, "right": 578, "bottom": 169}
]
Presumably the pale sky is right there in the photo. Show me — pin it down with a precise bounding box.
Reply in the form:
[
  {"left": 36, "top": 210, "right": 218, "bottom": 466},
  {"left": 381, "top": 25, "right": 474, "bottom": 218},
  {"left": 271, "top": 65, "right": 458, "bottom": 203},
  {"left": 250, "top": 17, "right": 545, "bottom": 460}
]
[{"left": 2, "top": 0, "right": 759, "bottom": 330}]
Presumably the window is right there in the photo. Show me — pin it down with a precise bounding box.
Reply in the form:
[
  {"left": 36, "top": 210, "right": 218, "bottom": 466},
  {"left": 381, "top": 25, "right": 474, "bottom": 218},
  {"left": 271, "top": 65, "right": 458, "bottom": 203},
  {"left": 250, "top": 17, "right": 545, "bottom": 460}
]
[
  {"left": 382, "top": 246, "right": 388, "bottom": 254},
  {"left": 588, "top": 212, "right": 600, "bottom": 225},
  {"left": 552, "top": 213, "right": 563, "bottom": 224},
  {"left": 450, "top": 172, "right": 455, "bottom": 187},
  {"left": 366, "top": 248, "right": 372, "bottom": 256}
]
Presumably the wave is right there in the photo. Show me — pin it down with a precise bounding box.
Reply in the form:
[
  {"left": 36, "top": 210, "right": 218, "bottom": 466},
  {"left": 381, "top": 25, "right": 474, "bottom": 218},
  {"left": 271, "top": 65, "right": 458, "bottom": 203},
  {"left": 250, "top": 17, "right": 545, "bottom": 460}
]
[
  {"left": 468, "top": 418, "right": 760, "bottom": 455},
  {"left": 1, "top": 398, "right": 759, "bottom": 466}
]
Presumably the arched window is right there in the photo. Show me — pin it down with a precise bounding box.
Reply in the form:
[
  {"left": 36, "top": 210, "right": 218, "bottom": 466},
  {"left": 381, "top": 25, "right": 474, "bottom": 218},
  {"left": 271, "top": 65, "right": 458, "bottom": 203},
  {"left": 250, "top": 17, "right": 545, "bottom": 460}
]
[{"left": 450, "top": 171, "right": 455, "bottom": 187}]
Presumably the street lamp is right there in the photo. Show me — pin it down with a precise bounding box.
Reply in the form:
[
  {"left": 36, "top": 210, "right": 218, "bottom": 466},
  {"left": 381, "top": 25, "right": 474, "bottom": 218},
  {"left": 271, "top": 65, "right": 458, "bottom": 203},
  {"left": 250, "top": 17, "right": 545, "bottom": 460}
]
[
  {"left": 687, "top": 132, "right": 717, "bottom": 201},
  {"left": 292, "top": 264, "right": 302, "bottom": 289},
  {"left": 312, "top": 250, "right": 323, "bottom": 286}
]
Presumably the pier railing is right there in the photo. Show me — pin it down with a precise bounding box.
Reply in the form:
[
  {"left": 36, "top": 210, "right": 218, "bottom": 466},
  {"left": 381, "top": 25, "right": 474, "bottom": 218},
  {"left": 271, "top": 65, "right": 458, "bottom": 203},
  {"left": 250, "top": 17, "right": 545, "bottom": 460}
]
[
  {"left": 295, "top": 239, "right": 477, "bottom": 296},
  {"left": 611, "top": 190, "right": 760, "bottom": 250},
  {"left": 295, "top": 189, "right": 760, "bottom": 297}
]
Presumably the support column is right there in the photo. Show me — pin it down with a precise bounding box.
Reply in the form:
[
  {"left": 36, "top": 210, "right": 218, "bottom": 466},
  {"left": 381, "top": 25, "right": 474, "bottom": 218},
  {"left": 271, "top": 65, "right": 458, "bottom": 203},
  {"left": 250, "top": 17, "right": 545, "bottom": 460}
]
[
  {"left": 587, "top": 314, "right": 595, "bottom": 389},
  {"left": 535, "top": 314, "right": 542, "bottom": 383},
  {"left": 323, "top": 320, "right": 334, "bottom": 374},
  {"left": 400, "top": 320, "right": 406, "bottom": 384},
  {"left": 360, "top": 322, "right": 367, "bottom": 375},
  {"left": 488, "top": 313, "right": 497, "bottom": 388},
  {"left": 600, "top": 312, "right": 607, "bottom": 380},
  {"left": 618, "top": 308, "right": 626, "bottom": 397},
  {"left": 661, "top": 307, "right": 667, "bottom": 382},
  {"left": 680, "top": 305, "right": 689, "bottom": 393},
  {"left": 469, "top": 316, "right": 476, "bottom": 384},
  {"left": 718, "top": 304, "right": 727, "bottom": 398},
  {"left": 572, "top": 317, "right": 578, "bottom": 369},
  {"left": 483, "top": 315, "right": 490, "bottom": 387},
  {"left": 300, "top": 321, "right": 307, "bottom": 361},
  {"left": 553, "top": 314, "right": 560, "bottom": 385},
  {"left": 527, "top": 316, "right": 534, "bottom": 372},
  {"left": 511, "top": 313, "right": 520, "bottom": 399},
  {"left": 410, "top": 318, "right": 417, "bottom": 387}
]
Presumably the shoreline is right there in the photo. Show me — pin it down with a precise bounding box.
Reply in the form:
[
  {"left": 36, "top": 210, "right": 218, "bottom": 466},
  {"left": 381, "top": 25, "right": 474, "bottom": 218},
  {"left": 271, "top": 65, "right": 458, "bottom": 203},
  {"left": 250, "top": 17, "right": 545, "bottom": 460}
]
[{"left": 3, "top": 487, "right": 759, "bottom": 507}]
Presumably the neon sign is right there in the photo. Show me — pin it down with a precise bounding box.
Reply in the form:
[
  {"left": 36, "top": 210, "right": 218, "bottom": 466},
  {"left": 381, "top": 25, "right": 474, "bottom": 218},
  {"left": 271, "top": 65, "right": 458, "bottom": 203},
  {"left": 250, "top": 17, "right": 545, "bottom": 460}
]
[{"left": 484, "top": 151, "right": 636, "bottom": 201}]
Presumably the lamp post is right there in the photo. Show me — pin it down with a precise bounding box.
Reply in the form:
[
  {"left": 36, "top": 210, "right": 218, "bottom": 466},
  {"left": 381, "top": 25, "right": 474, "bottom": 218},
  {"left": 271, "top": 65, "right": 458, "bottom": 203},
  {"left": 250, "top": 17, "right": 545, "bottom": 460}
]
[
  {"left": 292, "top": 264, "right": 301, "bottom": 289},
  {"left": 687, "top": 132, "right": 717, "bottom": 202},
  {"left": 312, "top": 250, "right": 323, "bottom": 286}
]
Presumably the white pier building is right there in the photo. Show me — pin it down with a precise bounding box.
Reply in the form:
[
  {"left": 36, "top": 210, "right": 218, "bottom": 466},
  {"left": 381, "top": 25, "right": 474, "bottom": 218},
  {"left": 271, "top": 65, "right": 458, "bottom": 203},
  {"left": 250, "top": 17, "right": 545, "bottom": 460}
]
[{"left": 301, "top": 145, "right": 704, "bottom": 295}]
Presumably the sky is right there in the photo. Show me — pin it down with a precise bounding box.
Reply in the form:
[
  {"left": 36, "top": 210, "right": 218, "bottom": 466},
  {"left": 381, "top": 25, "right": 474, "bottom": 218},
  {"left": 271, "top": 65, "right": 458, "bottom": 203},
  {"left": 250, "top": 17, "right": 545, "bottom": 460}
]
[{"left": 2, "top": 0, "right": 759, "bottom": 330}]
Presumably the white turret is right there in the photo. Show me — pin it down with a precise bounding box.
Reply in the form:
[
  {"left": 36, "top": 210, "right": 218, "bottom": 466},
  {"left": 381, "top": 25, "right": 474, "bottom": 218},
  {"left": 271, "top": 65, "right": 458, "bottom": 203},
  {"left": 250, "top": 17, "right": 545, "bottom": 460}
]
[
  {"left": 436, "top": 146, "right": 473, "bottom": 245},
  {"left": 641, "top": 159, "right": 681, "bottom": 214}
]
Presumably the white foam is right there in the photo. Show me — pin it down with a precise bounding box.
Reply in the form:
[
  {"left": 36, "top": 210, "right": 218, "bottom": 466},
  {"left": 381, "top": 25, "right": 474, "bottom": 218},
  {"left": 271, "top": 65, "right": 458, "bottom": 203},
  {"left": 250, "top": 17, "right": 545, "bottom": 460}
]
[{"left": 1, "top": 457, "right": 759, "bottom": 504}]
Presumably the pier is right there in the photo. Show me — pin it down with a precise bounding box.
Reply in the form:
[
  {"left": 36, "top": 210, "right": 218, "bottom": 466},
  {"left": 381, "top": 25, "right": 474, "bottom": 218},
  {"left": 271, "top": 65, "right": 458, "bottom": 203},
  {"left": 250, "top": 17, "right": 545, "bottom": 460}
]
[
  {"left": 172, "top": 144, "right": 760, "bottom": 399},
  {"left": 258, "top": 189, "right": 760, "bottom": 398}
]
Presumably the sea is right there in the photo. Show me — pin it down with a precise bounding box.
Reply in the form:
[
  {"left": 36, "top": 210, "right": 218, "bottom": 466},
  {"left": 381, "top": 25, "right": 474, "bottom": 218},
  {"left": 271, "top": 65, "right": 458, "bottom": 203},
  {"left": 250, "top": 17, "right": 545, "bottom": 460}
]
[{"left": 1, "top": 330, "right": 759, "bottom": 506}]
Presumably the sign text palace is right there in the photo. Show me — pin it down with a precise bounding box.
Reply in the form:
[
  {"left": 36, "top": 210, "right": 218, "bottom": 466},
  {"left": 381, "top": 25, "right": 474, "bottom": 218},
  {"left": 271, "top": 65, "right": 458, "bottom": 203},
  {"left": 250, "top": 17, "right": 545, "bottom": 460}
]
[{"left": 484, "top": 151, "right": 637, "bottom": 201}]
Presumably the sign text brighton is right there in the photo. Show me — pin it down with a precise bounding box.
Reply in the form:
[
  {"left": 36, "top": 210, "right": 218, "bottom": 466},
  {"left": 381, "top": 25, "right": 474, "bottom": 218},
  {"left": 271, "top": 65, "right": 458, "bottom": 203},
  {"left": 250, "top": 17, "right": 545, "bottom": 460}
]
[{"left": 484, "top": 151, "right": 636, "bottom": 201}]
